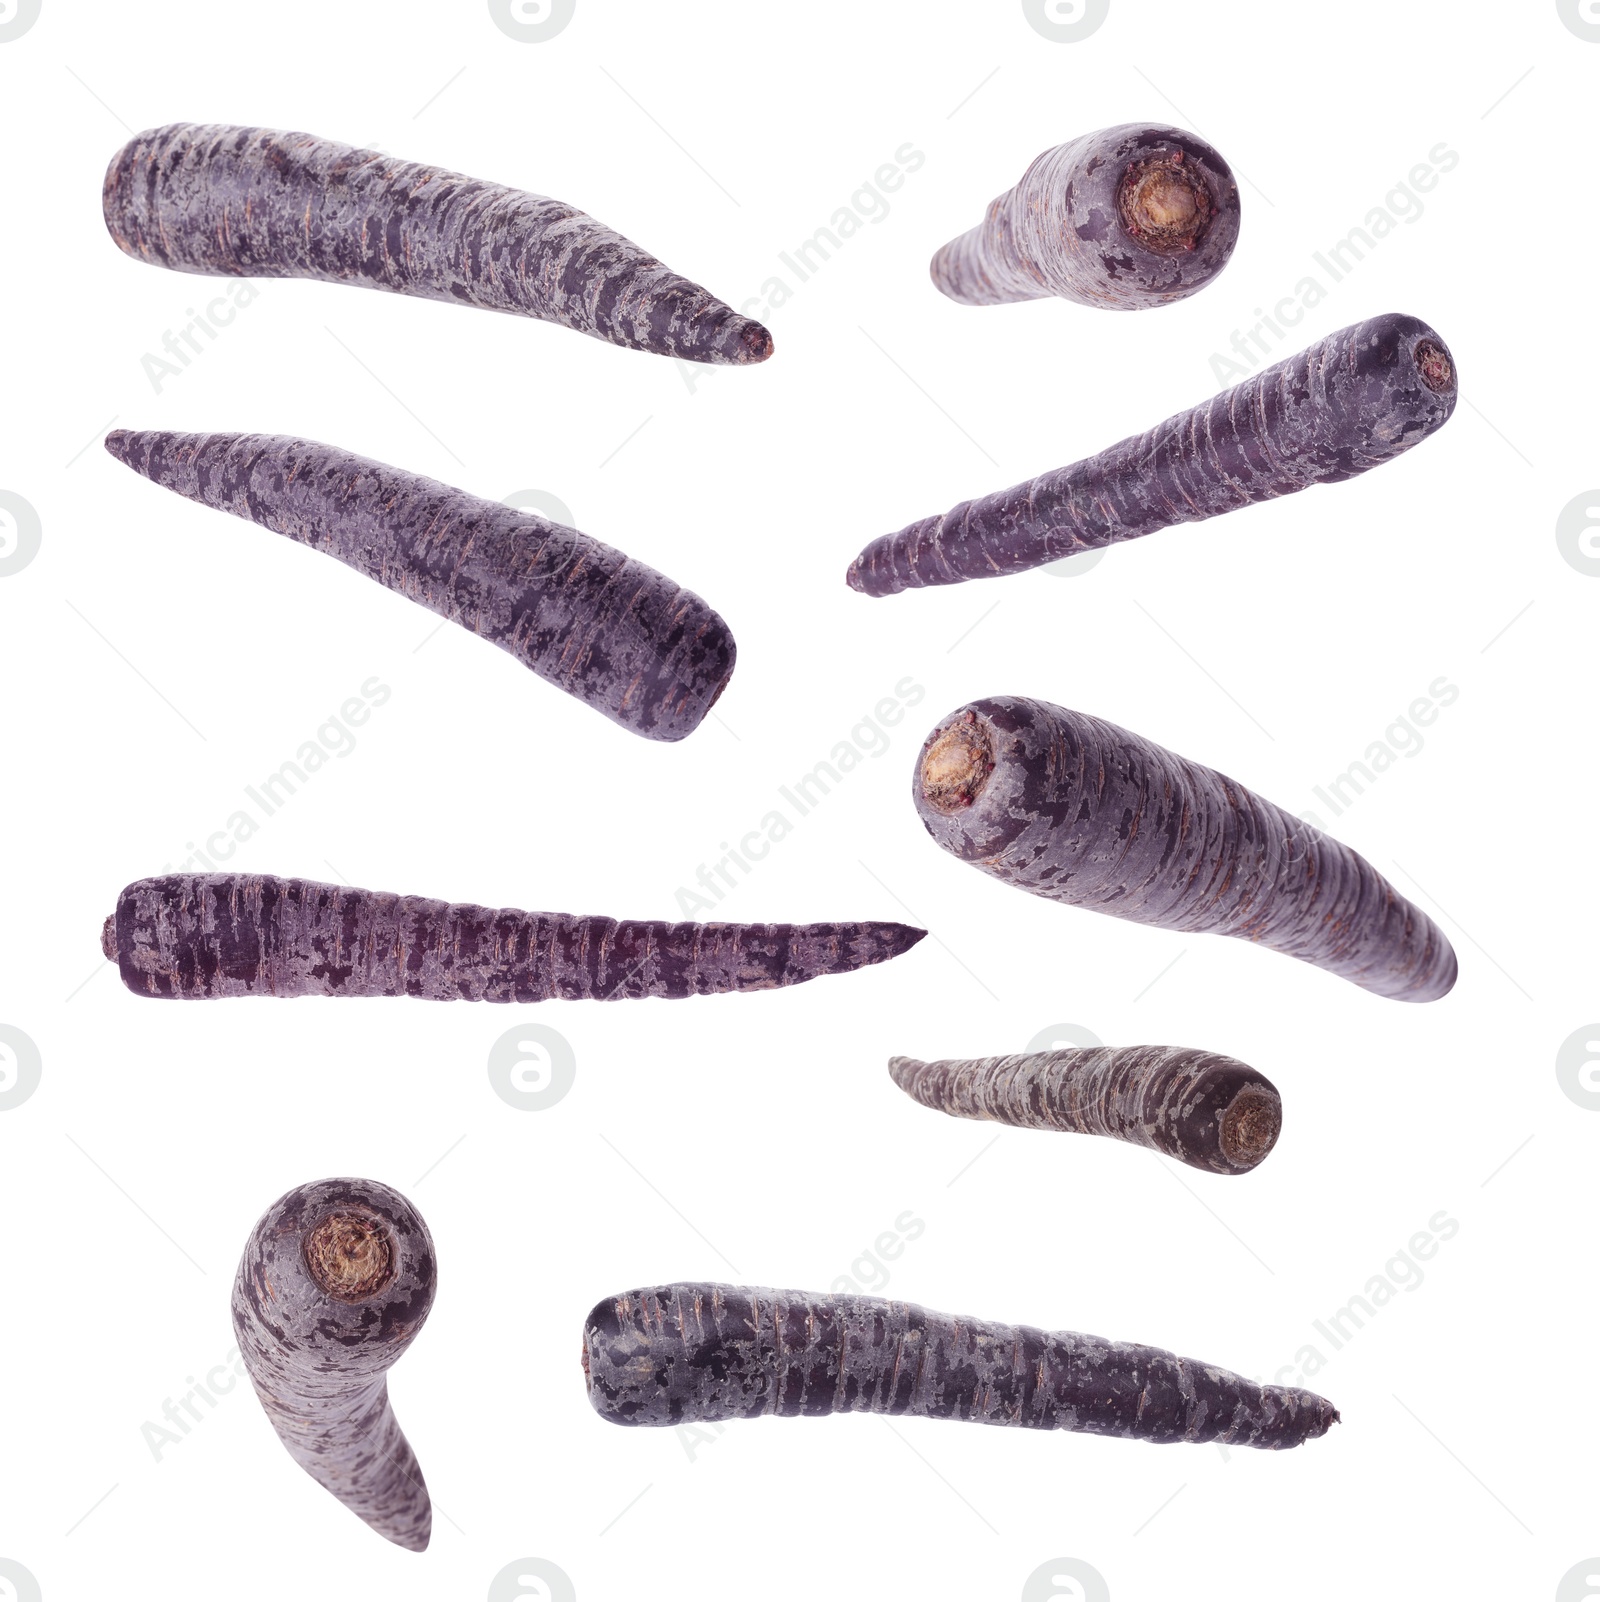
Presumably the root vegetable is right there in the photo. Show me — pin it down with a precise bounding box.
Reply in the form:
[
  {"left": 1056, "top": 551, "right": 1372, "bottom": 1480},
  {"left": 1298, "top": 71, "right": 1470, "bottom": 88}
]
[
  {"left": 888, "top": 1046, "right": 1281, "bottom": 1174},
  {"left": 931, "top": 124, "right": 1240, "bottom": 311},
  {"left": 232, "top": 1178, "right": 435, "bottom": 1551},
  {"left": 103, "top": 123, "right": 771, "bottom": 364},
  {"left": 847, "top": 313, "right": 1456, "bottom": 596},
  {"left": 104, "top": 429, "right": 733, "bottom": 742},
  {"left": 102, "top": 874, "right": 925, "bottom": 1001},
  {"left": 914, "top": 697, "right": 1456, "bottom": 1003},
  {"left": 583, "top": 1283, "right": 1337, "bottom": 1450}
]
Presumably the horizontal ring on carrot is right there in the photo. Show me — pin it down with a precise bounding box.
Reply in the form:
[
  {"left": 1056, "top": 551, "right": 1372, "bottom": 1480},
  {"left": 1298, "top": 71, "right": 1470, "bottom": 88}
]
[
  {"left": 583, "top": 1283, "right": 1338, "bottom": 1450},
  {"left": 233, "top": 1177, "right": 435, "bottom": 1551},
  {"left": 913, "top": 697, "right": 1457, "bottom": 1002},
  {"left": 889, "top": 1045, "right": 1282, "bottom": 1174},
  {"left": 102, "top": 874, "right": 926, "bottom": 1001},
  {"left": 931, "top": 124, "right": 1240, "bottom": 310},
  {"left": 847, "top": 313, "right": 1456, "bottom": 596},
  {"left": 105, "top": 429, "right": 734, "bottom": 742},
  {"left": 103, "top": 123, "right": 772, "bottom": 364}
]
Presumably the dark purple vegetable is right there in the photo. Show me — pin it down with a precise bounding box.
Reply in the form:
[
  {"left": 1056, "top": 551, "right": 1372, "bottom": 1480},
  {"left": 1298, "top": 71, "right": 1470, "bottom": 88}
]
[
  {"left": 101, "top": 874, "right": 925, "bottom": 1001},
  {"left": 847, "top": 312, "right": 1456, "bottom": 596},
  {"left": 105, "top": 429, "right": 733, "bottom": 742},
  {"left": 232, "top": 1178, "right": 435, "bottom": 1551},
  {"left": 889, "top": 1045, "right": 1280, "bottom": 1174},
  {"left": 583, "top": 1284, "right": 1338, "bottom": 1450},
  {"left": 103, "top": 123, "right": 771, "bottom": 365},
  {"left": 914, "top": 697, "right": 1456, "bottom": 1003},
  {"left": 931, "top": 124, "right": 1239, "bottom": 311}
]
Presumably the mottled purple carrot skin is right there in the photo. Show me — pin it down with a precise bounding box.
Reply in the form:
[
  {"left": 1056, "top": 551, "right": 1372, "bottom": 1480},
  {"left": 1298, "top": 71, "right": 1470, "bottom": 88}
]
[
  {"left": 584, "top": 1284, "right": 1337, "bottom": 1450},
  {"left": 931, "top": 124, "right": 1239, "bottom": 310},
  {"left": 848, "top": 312, "right": 1456, "bottom": 596},
  {"left": 104, "top": 429, "right": 733, "bottom": 742},
  {"left": 102, "top": 123, "right": 771, "bottom": 364},
  {"left": 915, "top": 698, "right": 1456, "bottom": 1003},
  {"left": 232, "top": 1178, "right": 435, "bottom": 1551},
  {"left": 102, "top": 874, "right": 926, "bottom": 1002},
  {"left": 889, "top": 1046, "right": 1281, "bottom": 1174}
]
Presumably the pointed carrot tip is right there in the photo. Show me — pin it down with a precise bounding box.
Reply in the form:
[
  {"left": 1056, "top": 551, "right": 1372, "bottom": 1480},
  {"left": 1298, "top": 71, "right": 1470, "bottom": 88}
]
[{"left": 104, "top": 428, "right": 134, "bottom": 464}]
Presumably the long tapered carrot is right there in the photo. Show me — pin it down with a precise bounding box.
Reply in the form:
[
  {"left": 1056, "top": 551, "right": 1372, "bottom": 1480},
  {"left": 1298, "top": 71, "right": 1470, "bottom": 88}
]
[
  {"left": 888, "top": 1046, "right": 1282, "bottom": 1174},
  {"left": 101, "top": 874, "right": 925, "bottom": 1001},
  {"left": 913, "top": 697, "right": 1457, "bottom": 1002},
  {"left": 233, "top": 1178, "right": 435, "bottom": 1551},
  {"left": 102, "top": 124, "right": 772, "bottom": 364},
  {"left": 105, "top": 429, "right": 734, "bottom": 742},
  {"left": 583, "top": 1284, "right": 1338, "bottom": 1450},
  {"left": 931, "top": 124, "right": 1240, "bottom": 310},
  {"left": 847, "top": 312, "right": 1456, "bottom": 596}
]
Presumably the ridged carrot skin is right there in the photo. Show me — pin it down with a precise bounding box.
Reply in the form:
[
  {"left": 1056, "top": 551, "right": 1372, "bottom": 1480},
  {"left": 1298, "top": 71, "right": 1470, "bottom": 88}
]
[
  {"left": 847, "top": 313, "right": 1456, "bottom": 596},
  {"left": 931, "top": 124, "right": 1240, "bottom": 310},
  {"left": 914, "top": 697, "right": 1457, "bottom": 1003},
  {"left": 101, "top": 874, "right": 926, "bottom": 1002},
  {"left": 102, "top": 123, "right": 772, "bottom": 364},
  {"left": 583, "top": 1284, "right": 1338, "bottom": 1450},
  {"left": 232, "top": 1178, "right": 435, "bottom": 1552},
  {"left": 889, "top": 1046, "right": 1282, "bottom": 1174},
  {"left": 105, "top": 429, "right": 734, "bottom": 742}
]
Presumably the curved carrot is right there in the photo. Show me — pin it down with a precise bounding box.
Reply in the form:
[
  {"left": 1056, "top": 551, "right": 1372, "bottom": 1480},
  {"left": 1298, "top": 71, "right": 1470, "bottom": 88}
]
[
  {"left": 102, "top": 123, "right": 771, "bottom": 365},
  {"left": 583, "top": 1283, "right": 1338, "bottom": 1450},
  {"left": 931, "top": 124, "right": 1240, "bottom": 310},
  {"left": 105, "top": 430, "right": 734, "bottom": 742},
  {"left": 101, "top": 874, "right": 925, "bottom": 1001},
  {"left": 847, "top": 312, "right": 1456, "bottom": 596},
  {"left": 888, "top": 1045, "right": 1281, "bottom": 1174},
  {"left": 913, "top": 697, "right": 1456, "bottom": 1002},
  {"left": 232, "top": 1177, "right": 435, "bottom": 1551}
]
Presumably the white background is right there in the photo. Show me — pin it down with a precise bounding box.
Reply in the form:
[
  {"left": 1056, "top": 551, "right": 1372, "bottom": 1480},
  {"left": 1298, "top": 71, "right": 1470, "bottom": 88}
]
[{"left": 1, "top": 2, "right": 1594, "bottom": 1598}]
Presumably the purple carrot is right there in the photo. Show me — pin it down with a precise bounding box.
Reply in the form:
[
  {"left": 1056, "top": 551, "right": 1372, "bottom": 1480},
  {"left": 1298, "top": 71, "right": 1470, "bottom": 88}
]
[
  {"left": 847, "top": 312, "right": 1456, "bottom": 596},
  {"left": 889, "top": 1045, "right": 1282, "bottom": 1174},
  {"left": 914, "top": 697, "right": 1457, "bottom": 1002},
  {"left": 101, "top": 874, "right": 925, "bottom": 1001},
  {"left": 105, "top": 429, "right": 733, "bottom": 742},
  {"left": 932, "top": 124, "right": 1240, "bottom": 311},
  {"left": 233, "top": 1178, "right": 435, "bottom": 1551},
  {"left": 583, "top": 1284, "right": 1337, "bottom": 1450},
  {"left": 102, "top": 123, "right": 771, "bottom": 364}
]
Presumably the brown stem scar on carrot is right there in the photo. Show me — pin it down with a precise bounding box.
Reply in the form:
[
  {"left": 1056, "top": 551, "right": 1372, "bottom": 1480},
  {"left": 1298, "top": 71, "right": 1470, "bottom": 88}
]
[
  {"left": 1415, "top": 339, "right": 1453, "bottom": 392},
  {"left": 1219, "top": 1088, "right": 1282, "bottom": 1168},
  {"left": 919, "top": 713, "right": 994, "bottom": 814},
  {"left": 1118, "top": 152, "right": 1212, "bottom": 253},
  {"left": 304, "top": 1213, "right": 396, "bottom": 1303}
]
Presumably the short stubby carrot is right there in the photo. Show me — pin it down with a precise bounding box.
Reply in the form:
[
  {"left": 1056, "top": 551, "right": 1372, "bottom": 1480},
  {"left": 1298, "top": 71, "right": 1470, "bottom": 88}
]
[
  {"left": 847, "top": 313, "right": 1456, "bottom": 596},
  {"left": 105, "top": 429, "right": 734, "bottom": 742},
  {"left": 931, "top": 124, "right": 1240, "bottom": 311},
  {"left": 889, "top": 1045, "right": 1282, "bottom": 1174},
  {"left": 103, "top": 123, "right": 772, "bottom": 364},
  {"left": 101, "top": 874, "right": 925, "bottom": 1001},
  {"left": 233, "top": 1177, "right": 435, "bottom": 1551},
  {"left": 913, "top": 697, "right": 1457, "bottom": 1002},
  {"left": 583, "top": 1283, "right": 1338, "bottom": 1450}
]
